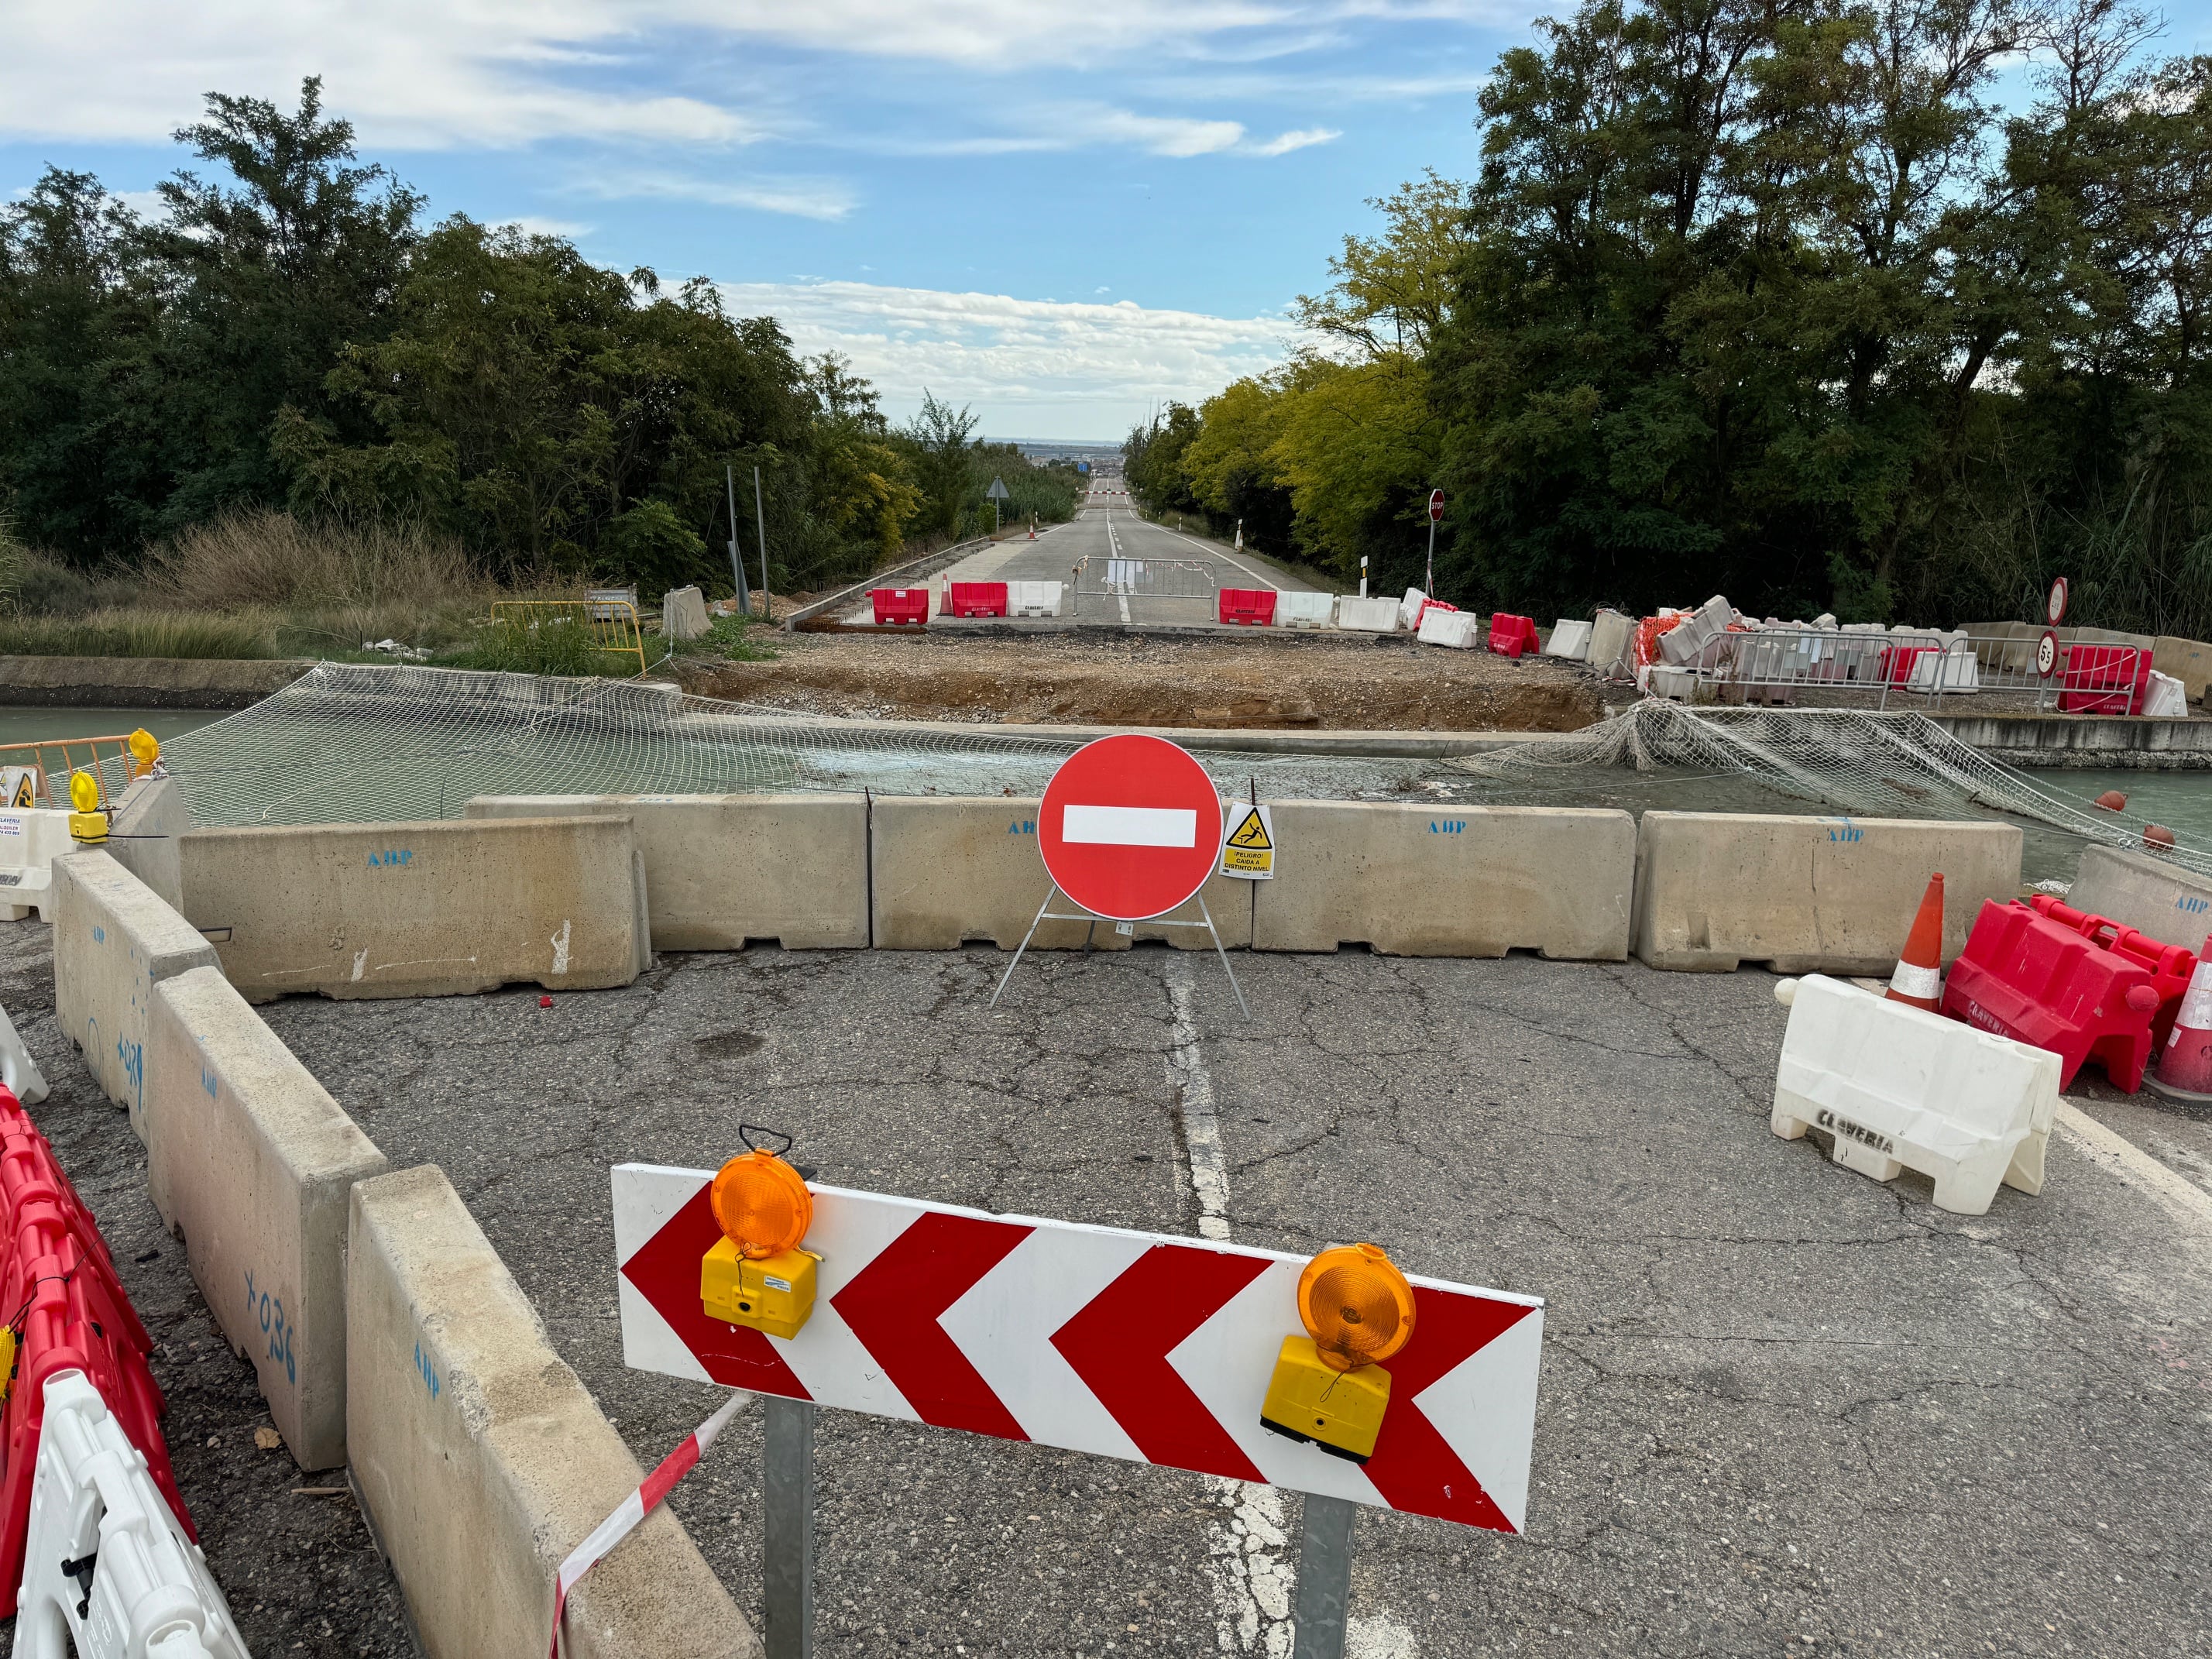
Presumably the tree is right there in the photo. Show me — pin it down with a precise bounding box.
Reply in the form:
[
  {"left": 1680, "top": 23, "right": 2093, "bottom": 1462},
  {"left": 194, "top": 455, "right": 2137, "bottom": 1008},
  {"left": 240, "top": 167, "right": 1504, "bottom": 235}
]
[{"left": 902, "top": 390, "right": 980, "bottom": 538}]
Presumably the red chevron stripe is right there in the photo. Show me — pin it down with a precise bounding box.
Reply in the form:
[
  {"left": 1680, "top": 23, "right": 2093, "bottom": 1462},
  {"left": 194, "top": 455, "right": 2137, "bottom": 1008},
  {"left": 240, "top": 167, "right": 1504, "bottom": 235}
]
[
  {"left": 832, "top": 1211, "right": 1033, "bottom": 1439},
  {"left": 617, "top": 1184, "right": 811, "bottom": 1400},
  {"left": 1363, "top": 1288, "right": 1534, "bottom": 1530},
  {"left": 1050, "top": 1244, "right": 1268, "bottom": 1482}
]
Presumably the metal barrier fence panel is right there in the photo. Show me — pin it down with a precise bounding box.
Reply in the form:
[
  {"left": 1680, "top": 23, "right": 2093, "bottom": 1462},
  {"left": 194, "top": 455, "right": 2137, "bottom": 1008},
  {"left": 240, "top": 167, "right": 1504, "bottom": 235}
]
[
  {"left": 0, "top": 733, "right": 151, "bottom": 806},
  {"left": 1683, "top": 630, "right": 2138, "bottom": 710},
  {"left": 1070, "top": 556, "right": 1217, "bottom": 619},
  {"left": 487, "top": 599, "right": 650, "bottom": 677}
]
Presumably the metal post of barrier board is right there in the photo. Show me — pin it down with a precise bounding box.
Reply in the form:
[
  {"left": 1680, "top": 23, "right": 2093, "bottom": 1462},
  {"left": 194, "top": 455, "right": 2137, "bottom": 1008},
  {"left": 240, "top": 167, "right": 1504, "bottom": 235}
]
[
  {"left": 764, "top": 1395, "right": 816, "bottom": 1659},
  {"left": 991, "top": 884, "right": 1250, "bottom": 1019},
  {"left": 1293, "top": 1493, "right": 1355, "bottom": 1658}
]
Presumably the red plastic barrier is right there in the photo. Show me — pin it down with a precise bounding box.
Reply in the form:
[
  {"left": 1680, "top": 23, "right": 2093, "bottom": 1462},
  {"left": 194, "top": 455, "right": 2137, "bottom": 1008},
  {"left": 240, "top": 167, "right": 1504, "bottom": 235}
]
[
  {"left": 0, "top": 1084, "right": 192, "bottom": 1616},
  {"left": 945, "top": 582, "right": 1008, "bottom": 618},
  {"left": 870, "top": 588, "right": 929, "bottom": 626},
  {"left": 2026, "top": 895, "right": 2199, "bottom": 1048},
  {"left": 2059, "top": 644, "right": 2150, "bottom": 714},
  {"left": 1877, "top": 644, "right": 1936, "bottom": 685},
  {"left": 1940, "top": 901, "right": 2162, "bottom": 1091},
  {"left": 1218, "top": 589, "right": 1278, "bottom": 627},
  {"left": 1488, "top": 613, "right": 1541, "bottom": 659}
]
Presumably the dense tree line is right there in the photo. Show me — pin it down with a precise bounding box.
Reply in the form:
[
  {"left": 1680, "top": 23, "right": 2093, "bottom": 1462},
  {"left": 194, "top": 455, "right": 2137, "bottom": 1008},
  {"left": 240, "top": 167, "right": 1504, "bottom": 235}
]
[
  {"left": 0, "top": 80, "right": 1080, "bottom": 600},
  {"left": 1128, "top": 0, "right": 2212, "bottom": 637}
]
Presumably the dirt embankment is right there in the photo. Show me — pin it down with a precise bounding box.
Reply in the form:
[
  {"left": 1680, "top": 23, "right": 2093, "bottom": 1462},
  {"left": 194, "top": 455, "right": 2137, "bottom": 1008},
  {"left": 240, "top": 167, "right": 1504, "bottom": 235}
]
[{"left": 675, "top": 629, "right": 1604, "bottom": 731}]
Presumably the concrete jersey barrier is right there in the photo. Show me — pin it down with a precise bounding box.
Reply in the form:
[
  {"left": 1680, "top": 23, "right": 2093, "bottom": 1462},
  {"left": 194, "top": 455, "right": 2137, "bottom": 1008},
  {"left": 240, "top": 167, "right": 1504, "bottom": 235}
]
[
  {"left": 464, "top": 794, "right": 868, "bottom": 950},
  {"left": 50, "top": 850, "right": 220, "bottom": 1139},
  {"left": 148, "top": 965, "right": 389, "bottom": 1469},
  {"left": 1633, "top": 811, "right": 2021, "bottom": 973},
  {"left": 180, "top": 816, "right": 649, "bottom": 1002},
  {"left": 348, "top": 1165, "right": 760, "bottom": 1659},
  {"left": 870, "top": 795, "right": 1254, "bottom": 950},
  {"left": 2065, "top": 845, "right": 2212, "bottom": 951},
  {"left": 1249, "top": 802, "right": 1634, "bottom": 958}
]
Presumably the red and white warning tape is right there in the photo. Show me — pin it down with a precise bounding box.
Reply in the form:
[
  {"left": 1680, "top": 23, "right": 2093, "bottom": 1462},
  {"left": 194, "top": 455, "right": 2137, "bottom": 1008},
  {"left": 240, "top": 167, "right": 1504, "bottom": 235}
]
[{"left": 548, "top": 1391, "right": 747, "bottom": 1658}]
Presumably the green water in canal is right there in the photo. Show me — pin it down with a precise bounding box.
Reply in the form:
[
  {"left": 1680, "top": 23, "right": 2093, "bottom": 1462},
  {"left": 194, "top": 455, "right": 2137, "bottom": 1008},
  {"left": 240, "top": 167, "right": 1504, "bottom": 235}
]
[{"left": 0, "top": 706, "right": 227, "bottom": 750}]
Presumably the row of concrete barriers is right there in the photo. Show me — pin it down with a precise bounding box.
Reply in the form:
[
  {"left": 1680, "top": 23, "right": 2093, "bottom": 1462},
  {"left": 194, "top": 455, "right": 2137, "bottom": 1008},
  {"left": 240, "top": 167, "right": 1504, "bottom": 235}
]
[
  {"left": 48, "top": 849, "right": 760, "bottom": 1657},
  {"left": 464, "top": 792, "right": 2023, "bottom": 974}
]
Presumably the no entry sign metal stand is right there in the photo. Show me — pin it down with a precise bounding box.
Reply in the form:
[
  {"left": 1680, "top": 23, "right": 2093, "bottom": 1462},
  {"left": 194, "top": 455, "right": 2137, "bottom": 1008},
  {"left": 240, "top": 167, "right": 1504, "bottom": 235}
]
[
  {"left": 757, "top": 1400, "right": 1352, "bottom": 1659},
  {"left": 989, "top": 884, "right": 1249, "bottom": 1017}
]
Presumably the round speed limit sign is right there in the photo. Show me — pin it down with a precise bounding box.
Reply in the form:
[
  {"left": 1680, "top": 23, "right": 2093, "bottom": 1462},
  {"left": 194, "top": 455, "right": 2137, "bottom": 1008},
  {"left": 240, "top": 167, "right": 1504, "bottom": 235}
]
[
  {"left": 2046, "top": 576, "right": 2069, "bottom": 626},
  {"left": 2037, "top": 628, "right": 2059, "bottom": 678}
]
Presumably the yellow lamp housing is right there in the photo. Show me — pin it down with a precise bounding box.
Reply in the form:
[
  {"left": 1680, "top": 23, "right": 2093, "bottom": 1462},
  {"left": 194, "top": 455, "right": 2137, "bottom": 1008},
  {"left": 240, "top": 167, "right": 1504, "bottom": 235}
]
[
  {"left": 128, "top": 728, "right": 161, "bottom": 778},
  {"left": 1259, "top": 1243, "right": 1417, "bottom": 1464},
  {"left": 1260, "top": 1335, "right": 1392, "bottom": 1463},
  {"left": 700, "top": 1237, "right": 818, "bottom": 1340},
  {"left": 66, "top": 769, "right": 107, "bottom": 846},
  {"left": 700, "top": 1131, "right": 819, "bottom": 1338}
]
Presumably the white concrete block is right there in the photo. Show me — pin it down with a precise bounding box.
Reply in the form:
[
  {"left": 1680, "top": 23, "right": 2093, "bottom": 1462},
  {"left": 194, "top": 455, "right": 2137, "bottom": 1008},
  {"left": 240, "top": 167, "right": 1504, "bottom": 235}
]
[
  {"left": 661, "top": 585, "right": 710, "bottom": 641},
  {"left": 1771, "top": 974, "right": 2059, "bottom": 1215},
  {"left": 1545, "top": 620, "right": 1592, "bottom": 661},
  {"left": 51, "top": 850, "right": 221, "bottom": 1135},
  {"left": 149, "top": 966, "right": 389, "bottom": 1468},
  {"left": 1335, "top": 597, "right": 1400, "bottom": 633}
]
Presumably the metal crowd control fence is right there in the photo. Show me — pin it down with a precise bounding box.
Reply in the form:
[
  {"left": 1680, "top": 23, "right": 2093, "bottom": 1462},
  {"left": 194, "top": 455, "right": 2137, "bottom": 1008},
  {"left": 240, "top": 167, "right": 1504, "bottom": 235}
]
[
  {"left": 486, "top": 598, "right": 649, "bottom": 677},
  {"left": 1686, "top": 629, "right": 2147, "bottom": 711},
  {"left": 0, "top": 733, "right": 151, "bottom": 806},
  {"left": 1071, "top": 555, "right": 1217, "bottom": 621}
]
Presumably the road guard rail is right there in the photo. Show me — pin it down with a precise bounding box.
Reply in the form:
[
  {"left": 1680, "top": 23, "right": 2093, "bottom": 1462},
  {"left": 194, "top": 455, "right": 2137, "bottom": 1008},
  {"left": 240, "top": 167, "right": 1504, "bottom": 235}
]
[{"left": 1072, "top": 555, "right": 1217, "bottom": 620}]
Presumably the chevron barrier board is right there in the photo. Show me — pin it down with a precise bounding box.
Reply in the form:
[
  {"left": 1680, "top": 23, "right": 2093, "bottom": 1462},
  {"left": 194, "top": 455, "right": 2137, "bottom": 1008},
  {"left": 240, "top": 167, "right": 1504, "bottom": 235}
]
[{"left": 613, "top": 1165, "right": 1545, "bottom": 1532}]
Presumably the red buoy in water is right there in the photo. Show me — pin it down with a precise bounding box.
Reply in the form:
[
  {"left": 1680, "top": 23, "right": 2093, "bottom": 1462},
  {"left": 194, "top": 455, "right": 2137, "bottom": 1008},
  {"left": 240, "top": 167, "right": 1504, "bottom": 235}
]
[
  {"left": 2145, "top": 823, "right": 2176, "bottom": 850},
  {"left": 2094, "top": 790, "right": 2128, "bottom": 812}
]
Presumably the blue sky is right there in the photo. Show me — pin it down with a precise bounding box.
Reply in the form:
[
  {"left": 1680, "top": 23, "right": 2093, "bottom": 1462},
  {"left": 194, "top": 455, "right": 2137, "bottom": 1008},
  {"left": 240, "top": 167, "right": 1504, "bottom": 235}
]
[{"left": 5, "top": 2, "right": 2209, "bottom": 441}]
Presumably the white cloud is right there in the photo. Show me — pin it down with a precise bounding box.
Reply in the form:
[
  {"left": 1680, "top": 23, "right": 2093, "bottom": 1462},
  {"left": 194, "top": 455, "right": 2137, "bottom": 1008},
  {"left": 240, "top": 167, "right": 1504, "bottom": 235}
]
[
  {"left": 1084, "top": 109, "right": 1248, "bottom": 157},
  {"left": 0, "top": 2, "right": 1505, "bottom": 148},
  {"left": 1247, "top": 125, "right": 1341, "bottom": 155},
  {"left": 574, "top": 170, "right": 859, "bottom": 222},
  {"left": 723, "top": 279, "right": 1300, "bottom": 433},
  {"left": 495, "top": 215, "right": 596, "bottom": 238}
]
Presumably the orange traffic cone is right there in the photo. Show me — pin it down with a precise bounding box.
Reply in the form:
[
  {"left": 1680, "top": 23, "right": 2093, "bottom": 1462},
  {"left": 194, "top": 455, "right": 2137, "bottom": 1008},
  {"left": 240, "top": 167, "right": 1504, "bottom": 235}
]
[
  {"left": 1885, "top": 872, "right": 1945, "bottom": 1012},
  {"left": 2151, "top": 938, "right": 2212, "bottom": 1102}
]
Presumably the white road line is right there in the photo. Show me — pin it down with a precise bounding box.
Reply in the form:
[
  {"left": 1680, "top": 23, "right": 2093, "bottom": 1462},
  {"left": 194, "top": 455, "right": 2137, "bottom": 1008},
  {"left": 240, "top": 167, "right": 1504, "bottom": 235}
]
[
  {"left": 1163, "top": 957, "right": 1413, "bottom": 1658},
  {"left": 2056, "top": 1101, "right": 2212, "bottom": 1231},
  {"left": 1134, "top": 518, "right": 1285, "bottom": 592}
]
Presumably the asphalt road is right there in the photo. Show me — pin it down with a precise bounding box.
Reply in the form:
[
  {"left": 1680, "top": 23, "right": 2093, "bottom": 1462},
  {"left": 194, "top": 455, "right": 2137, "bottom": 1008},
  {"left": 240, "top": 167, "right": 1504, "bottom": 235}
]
[
  {"left": 9, "top": 922, "right": 2211, "bottom": 1656},
  {"left": 845, "top": 502, "right": 1323, "bottom": 627}
]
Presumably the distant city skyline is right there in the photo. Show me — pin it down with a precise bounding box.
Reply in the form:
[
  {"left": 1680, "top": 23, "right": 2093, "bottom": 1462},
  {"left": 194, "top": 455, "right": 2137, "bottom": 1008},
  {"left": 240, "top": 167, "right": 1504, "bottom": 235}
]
[{"left": 9, "top": 1, "right": 2210, "bottom": 440}]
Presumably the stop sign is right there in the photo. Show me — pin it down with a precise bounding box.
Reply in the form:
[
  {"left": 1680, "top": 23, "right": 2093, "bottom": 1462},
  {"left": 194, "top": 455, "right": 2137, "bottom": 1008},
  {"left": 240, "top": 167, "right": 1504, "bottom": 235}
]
[
  {"left": 1039, "top": 735, "right": 1223, "bottom": 921},
  {"left": 1428, "top": 488, "right": 1445, "bottom": 523}
]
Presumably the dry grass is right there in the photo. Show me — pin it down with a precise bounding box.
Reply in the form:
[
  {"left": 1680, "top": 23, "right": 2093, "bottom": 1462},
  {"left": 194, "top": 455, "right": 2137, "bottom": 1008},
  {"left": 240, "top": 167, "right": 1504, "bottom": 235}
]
[{"left": 146, "top": 510, "right": 489, "bottom": 611}]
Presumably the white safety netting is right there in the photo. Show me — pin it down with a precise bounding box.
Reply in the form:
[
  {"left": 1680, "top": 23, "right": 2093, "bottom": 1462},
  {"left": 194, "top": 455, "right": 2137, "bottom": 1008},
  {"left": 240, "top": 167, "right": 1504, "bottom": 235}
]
[
  {"left": 155, "top": 662, "right": 1454, "bottom": 826},
  {"left": 1455, "top": 699, "right": 2212, "bottom": 876}
]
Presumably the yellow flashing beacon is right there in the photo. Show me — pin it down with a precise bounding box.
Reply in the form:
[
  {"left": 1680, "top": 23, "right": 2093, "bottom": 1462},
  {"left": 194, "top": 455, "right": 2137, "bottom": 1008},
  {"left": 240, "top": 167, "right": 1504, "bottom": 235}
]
[
  {"left": 127, "top": 727, "right": 161, "bottom": 778},
  {"left": 66, "top": 769, "right": 108, "bottom": 846},
  {"left": 1259, "top": 1243, "right": 1417, "bottom": 1464},
  {"left": 699, "top": 1128, "right": 819, "bottom": 1340}
]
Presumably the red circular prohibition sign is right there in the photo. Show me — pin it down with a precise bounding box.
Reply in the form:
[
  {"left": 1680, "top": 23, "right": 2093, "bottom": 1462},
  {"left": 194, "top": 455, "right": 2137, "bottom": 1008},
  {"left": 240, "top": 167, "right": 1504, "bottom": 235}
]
[{"left": 1039, "top": 734, "right": 1224, "bottom": 922}]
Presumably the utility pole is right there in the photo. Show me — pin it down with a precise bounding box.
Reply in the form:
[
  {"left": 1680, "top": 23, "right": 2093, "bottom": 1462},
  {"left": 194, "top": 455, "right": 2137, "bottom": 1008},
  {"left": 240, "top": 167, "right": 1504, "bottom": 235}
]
[
  {"left": 726, "top": 464, "right": 751, "bottom": 617},
  {"left": 754, "top": 465, "right": 770, "bottom": 621}
]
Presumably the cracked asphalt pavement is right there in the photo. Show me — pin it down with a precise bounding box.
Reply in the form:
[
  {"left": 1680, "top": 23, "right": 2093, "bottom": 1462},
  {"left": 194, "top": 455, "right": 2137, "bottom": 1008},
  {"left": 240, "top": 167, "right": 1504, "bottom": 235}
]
[{"left": 9, "top": 930, "right": 2212, "bottom": 1656}]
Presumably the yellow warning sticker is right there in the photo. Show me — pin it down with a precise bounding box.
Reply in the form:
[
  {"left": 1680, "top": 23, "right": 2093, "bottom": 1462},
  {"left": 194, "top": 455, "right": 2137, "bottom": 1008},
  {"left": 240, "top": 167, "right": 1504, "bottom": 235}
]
[
  {"left": 1219, "top": 804, "right": 1275, "bottom": 879},
  {"left": 2, "top": 769, "right": 35, "bottom": 809}
]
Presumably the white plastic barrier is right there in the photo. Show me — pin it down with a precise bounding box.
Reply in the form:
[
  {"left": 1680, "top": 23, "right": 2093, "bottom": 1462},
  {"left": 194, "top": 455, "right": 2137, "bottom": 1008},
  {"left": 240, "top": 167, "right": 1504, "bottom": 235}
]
[
  {"left": 0, "top": 807, "right": 80, "bottom": 922},
  {"left": 0, "top": 1002, "right": 47, "bottom": 1105},
  {"left": 1417, "top": 609, "right": 1482, "bottom": 648},
  {"left": 1395, "top": 587, "right": 1427, "bottom": 631},
  {"left": 1335, "top": 596, "right": 1400, "bottom": 633},
  {"left": 2145, "top": 669, "right": 2189, "bottom": 718},
  {"left": 1587, "top": 609, "right": 1634, "bottom": 676},
  {"left": 1545, "top": 619, "right": 1592, "bottom": 661},
  {"left": 1905, "top": 645, "right": 1979, "bottom": 693},
  {"left": 1771, "top": 975, "right": 2059, "bottom": 1215},
  {"left": 1007, "top": 579, "right": 1063, "bottom": 617},
  {"left": 1275, "top": 591, "right": 1334, "bottom": 629},
  {"left": 14, "top": 1369, "right": 249, "bottom": 1659}
]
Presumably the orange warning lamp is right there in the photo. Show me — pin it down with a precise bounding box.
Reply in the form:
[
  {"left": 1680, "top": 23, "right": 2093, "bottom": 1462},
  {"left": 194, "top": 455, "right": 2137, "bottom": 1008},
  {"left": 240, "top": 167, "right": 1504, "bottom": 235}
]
[
  {"left": 1259, "top": 1244, "right": 1416, "bottom": 1464},
  {"left": 66, "top": 769, "right": 108, "bottom": 846},
  {"left": 700, "top": 1127, "right": 819, "bottom": 1340}
]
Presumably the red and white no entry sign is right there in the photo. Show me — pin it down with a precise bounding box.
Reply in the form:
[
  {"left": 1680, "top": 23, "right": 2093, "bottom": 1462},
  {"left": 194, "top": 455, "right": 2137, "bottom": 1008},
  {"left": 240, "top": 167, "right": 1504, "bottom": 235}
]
[
  {"left": 1039, "top": 734, "right": 1223, "bottom": 921},
  {"left": 1428, "top": 488, "right": 1445, "bottom": 523}
]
